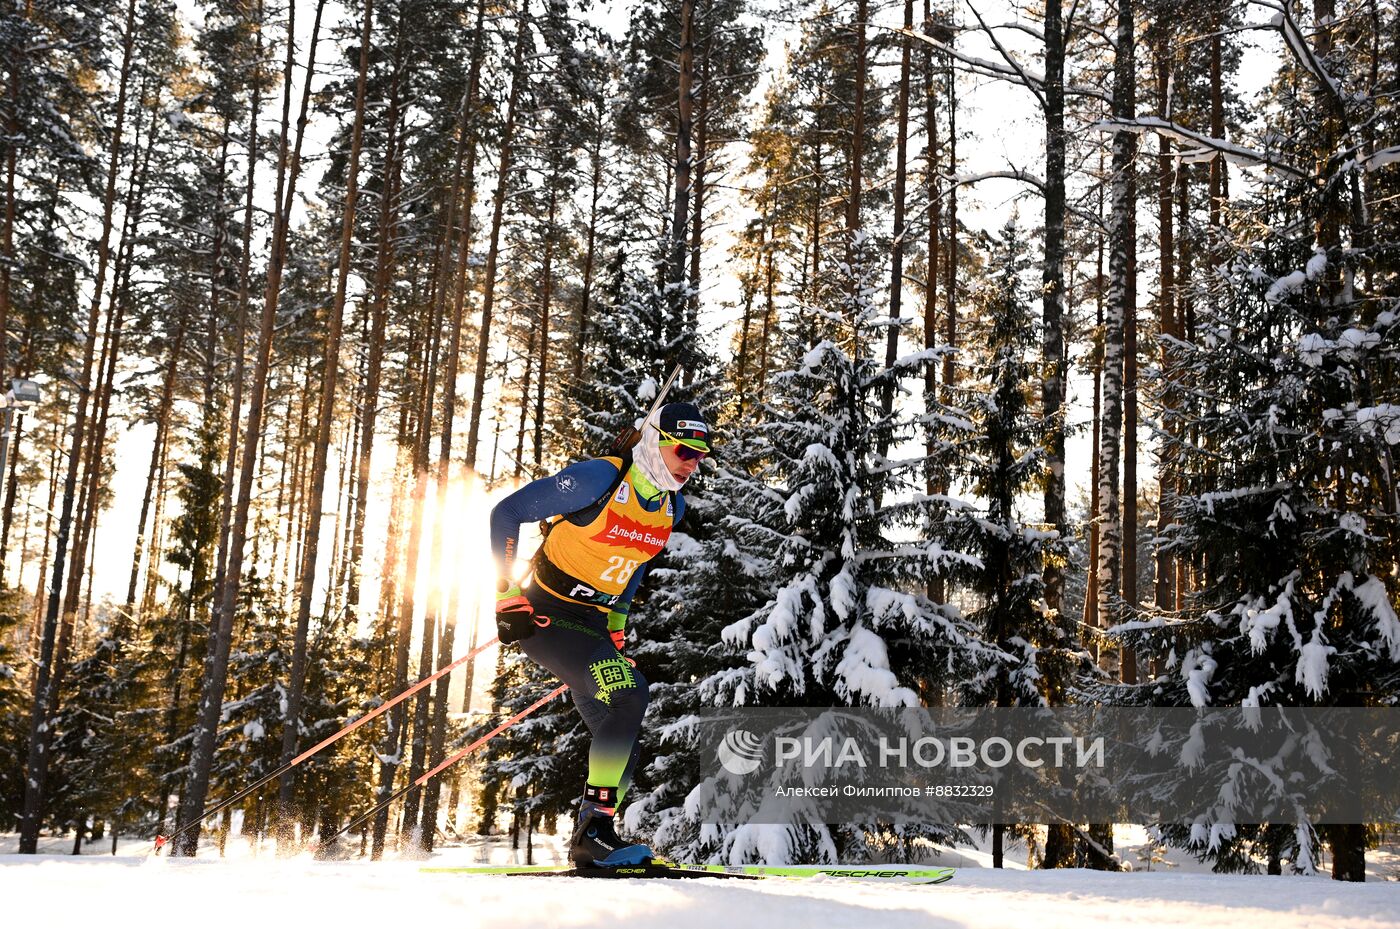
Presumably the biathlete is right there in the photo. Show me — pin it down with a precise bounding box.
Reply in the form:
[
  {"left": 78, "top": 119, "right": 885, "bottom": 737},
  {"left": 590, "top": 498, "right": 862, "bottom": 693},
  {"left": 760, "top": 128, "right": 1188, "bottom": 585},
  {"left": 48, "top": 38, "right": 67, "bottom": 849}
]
[{"left": 489, "top": 402, "right": 710, "bottom": 867}]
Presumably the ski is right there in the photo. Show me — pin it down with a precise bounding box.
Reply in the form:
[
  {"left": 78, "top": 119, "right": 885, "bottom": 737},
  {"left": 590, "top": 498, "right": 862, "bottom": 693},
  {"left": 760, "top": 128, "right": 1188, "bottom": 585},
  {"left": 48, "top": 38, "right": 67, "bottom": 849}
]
[
  {"left": 530, "top": 863, "right": 760, "bottom": 881},
  {"left": 422, "top": 862, "right": 757, "bottom": 880},
  {"left": 422, "top": 862, "right": 955, "bottom": 883},
  {"left": 666, "top": 864, "right": 954, "bottom": 883}
]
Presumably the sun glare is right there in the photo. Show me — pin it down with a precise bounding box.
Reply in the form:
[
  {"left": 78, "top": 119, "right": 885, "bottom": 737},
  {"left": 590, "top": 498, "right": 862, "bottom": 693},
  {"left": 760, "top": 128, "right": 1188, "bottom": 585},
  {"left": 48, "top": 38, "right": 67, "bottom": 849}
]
[{"left": 397, "top": 469, "right": 535, "bottom": 710}]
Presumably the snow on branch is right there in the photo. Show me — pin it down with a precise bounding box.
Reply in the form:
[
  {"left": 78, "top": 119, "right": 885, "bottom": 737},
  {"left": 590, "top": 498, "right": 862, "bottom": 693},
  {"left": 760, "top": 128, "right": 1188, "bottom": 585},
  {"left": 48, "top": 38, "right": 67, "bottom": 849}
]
[
  {"left": 963, "top": 0, "right": 1047, "bottom": 111},
  {"left": 1362, "top": 145, "right": 1400, "bottom": 173},
  {"left": 888, "top": 25, "right": 1040, "bottom": 89},
  {"left": 1250, "top": 0, "right": 1346, "bottom": 112},
  {"left": 1089, "top": 116, "right": 1308, "bottom": 179}
]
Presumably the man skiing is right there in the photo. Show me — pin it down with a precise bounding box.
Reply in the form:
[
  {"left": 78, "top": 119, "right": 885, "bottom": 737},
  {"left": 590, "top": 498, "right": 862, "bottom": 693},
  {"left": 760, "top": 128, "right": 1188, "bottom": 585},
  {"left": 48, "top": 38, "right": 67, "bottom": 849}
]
[{"left": 489, "top": 401, "right": 709, "bottom": 868}]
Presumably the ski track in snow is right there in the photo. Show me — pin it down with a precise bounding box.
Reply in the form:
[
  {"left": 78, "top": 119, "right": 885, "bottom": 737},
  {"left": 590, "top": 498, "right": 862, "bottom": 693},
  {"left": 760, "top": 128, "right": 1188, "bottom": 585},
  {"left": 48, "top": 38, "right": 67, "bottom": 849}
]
[{"left": 1, "top": 852, "right": 1397, "bottom": 929}]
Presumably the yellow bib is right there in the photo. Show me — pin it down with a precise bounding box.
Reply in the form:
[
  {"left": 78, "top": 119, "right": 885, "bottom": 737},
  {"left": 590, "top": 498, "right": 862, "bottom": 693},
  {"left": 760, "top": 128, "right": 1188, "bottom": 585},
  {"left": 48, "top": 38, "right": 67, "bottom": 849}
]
[{"left": 539, "top": 457, "right": 675, "bottom": 602}]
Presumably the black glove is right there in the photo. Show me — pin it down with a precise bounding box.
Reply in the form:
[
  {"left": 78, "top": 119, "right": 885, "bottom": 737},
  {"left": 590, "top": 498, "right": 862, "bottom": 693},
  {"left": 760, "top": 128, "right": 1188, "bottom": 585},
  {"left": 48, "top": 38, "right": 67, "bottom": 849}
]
[{"left": 496, "top": 585, "right": 541, "bottom": 644}]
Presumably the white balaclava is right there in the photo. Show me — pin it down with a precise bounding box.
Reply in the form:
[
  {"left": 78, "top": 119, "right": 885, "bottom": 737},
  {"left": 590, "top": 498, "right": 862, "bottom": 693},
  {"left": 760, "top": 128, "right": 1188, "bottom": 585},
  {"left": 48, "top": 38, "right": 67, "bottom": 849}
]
[{"left": 632, "top": 418, "right": 684, "bottom": 494}]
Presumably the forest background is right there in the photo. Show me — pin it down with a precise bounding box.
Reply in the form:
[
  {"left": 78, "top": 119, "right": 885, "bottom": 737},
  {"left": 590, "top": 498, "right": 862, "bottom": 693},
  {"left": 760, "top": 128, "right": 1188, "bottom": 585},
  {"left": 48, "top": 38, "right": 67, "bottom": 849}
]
[{"left": 0, "top": 0, "right": 1396, "bottom": 881}]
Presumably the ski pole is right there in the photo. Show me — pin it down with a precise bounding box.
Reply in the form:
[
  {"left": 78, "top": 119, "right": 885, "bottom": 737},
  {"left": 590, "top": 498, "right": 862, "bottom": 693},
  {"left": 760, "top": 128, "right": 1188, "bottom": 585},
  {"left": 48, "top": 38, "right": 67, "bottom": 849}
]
[
  {"left": 314, "top": 683, "right": 569, "bottom": 851},
  {"left": 154, "top": 632, "right": 502, "bottom": 854},
  {"left": 415, "top": 683, "right": 567, "bottom": 785},
  {"left": 647, "top": 364, "right": 682, "bottom": 422}
]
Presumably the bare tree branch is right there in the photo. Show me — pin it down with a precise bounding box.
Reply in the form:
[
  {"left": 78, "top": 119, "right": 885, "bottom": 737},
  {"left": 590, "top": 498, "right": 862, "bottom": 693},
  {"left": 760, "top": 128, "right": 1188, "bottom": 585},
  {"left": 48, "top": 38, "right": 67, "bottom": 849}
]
[{"left": 955, "top": 167, "right": 1047, "bottom": 195}]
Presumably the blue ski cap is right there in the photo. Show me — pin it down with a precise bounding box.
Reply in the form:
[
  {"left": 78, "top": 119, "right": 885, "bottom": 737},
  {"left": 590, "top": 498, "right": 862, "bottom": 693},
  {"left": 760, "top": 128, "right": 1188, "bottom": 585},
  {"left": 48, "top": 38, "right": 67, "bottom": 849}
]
[{"left": 657, "top": 402, "right": 709, "bottom": 452}]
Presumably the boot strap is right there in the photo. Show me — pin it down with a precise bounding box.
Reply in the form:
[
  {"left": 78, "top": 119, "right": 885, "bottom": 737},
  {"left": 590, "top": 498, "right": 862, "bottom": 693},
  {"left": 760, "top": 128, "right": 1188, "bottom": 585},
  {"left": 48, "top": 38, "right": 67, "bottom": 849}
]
[{"left": 584, "top": 784, "right": 617, "bottom": 806}]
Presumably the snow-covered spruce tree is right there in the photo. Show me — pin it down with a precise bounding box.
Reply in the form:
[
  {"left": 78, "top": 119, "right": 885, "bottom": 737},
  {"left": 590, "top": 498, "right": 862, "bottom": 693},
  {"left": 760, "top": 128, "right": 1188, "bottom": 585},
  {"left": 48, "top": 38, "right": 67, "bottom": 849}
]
[
  {"left": 565, "top": 256, "right": 668, "bottom": 456},
  {"left": 938, "top": 221, "right": 1081, "bottom": 710},
  {"left": 1101, "top": 7, "right": 1400, "bottom": 878},
  {"left": 0, "top": 586, "right": 34, "bottom": 827},
  {"left": 207, "top": 571, "right": 290, "bottom": 846},
  {"left": 1106, "top": 253, "right": 1400, "bottom": 872},
  {"left": 45, "top": 604, "right": 157, "bottom": 849},
  {"left": 194, "top": 565, "right": 375, "bottom": 850},
  {"left": 639, "top": 234, "right": 991, "bottom": 865},
  {"left": 931, "top": 222, "right": 1087, "bottom": 867}
]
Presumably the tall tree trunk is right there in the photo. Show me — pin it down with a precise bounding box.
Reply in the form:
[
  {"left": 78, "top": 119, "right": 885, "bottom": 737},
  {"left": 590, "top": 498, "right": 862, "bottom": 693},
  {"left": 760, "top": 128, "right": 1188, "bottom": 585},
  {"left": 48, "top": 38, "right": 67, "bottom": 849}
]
[
  {"left": 19, "top": 0, "right": 140, "bottom": 854},
  {"left": 879, "top": 0, "right": 913, "bottom": 463},
  {"left": 369, "top": 442, "right": 412, "bottom": 859},
  {"left": 7, "top": 322, "right": 36, "bottom": 561},
  {"left": 942, "top": 31, "right": 957, "bottom": 404},
  {"left": 809, "top": 133, "right": 822, "bottom": 328},
  {"left": 126, "top": 323, "right": 187, "bottom": 616},
  {"left": 347, "top": 7, "right": 407, "bottom": 619},
  {"left": 209, "top": 0, "right": 266, "bottom": 652},
  {"left": 1207, "top": 4, "right": 1226, "bottom": 237},
  {"left": 0, "top": 325, "right": 35, "bottom": 573},
  {"left": 1360, "top": 0, "right": 1380, "bottom": 294},
  {"left": 283, "top": 374, "right": 311, "bottom": 605},
  {"left": 1121, "top": 330, "right": 1139, "bottom": 675},
  {"left": 386, "top": 241, "right": 448, "bottom": 849},
  {"left": 572, "top": 117, "right": 604, "bottom": 387},
  {"left": 1328, "top": 823, "right": 1366, "bottom": 882},
  {"left": 1041, "top": 0, "right": 1068, "bottom": 629},
  {"left": 1084, "top": 151, "right": 1105, "bottom": 649},
  {"left": 417, "top": 10, "right": 491, "bottom": 842},
  {"left": 177, "top": 0, "right": 329, "bottom": 856},
  {"left": 532, "top": 183, "right": 558, "bottom": 465},
  {"left": 512, "top": 322, "right": 537, "bottom": 480},
  {"left": 276, "top": 0, "right": 374, "bottom": 829},
  {"left": 398, "top": 494, "right": 440, "bottom": 842},
  {"left": 29, "top": 418, "right": 60, "bottom": 672},
  {"left": 1174, "top": 157, "right": 1192, "bottom": 599},
  {"left": 683, "top": 8, "right": 712, "bottom": 385},
  {"left": 1153, "top": 31, "right": 1178, "bottom": 618},
  {"left": 758, "top": 243, "right": 775, "bottom": 404},
  {"left": 668, "top": 0, "right": 695, "bottom": 330},
  {"left": 923, "top": 0, "right": 942, "bottom": 607},
  {"left": 0, "top": 0, "right": 35, "bottom": 387},
  {"left": 1098, "top": 0, "right": 1135, "bottom": 684},
  {"left": 735, "top": 176, "right": 767, "bottom": 416},
  {"left": 0, "top": 0, "right": 35, "bottom": 581},
  {"left": 328, "top": 374, "right": 359, "bottom": 624},
  {"left": 142, "top": 417, "right": 173, "bottom": 617},
  {"left": 846, "top": 0, "right": 867, "bottom": 279},
  {"left": 1311, "top": 0, "right": 1344, "bottom": 300},
  {"left": 0, "top": 416, "right": 23, "bottom": 578},
  {"left": 1120, "top": 40, "right": 1141, "bottom": 688},
  {"left": 465, "top": 8, "right": 528, "bottom": 470}
]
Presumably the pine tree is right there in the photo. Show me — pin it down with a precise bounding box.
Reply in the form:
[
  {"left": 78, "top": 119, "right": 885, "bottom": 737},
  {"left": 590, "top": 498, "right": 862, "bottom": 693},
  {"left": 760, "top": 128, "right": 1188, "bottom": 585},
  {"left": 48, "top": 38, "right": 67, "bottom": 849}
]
[{"left": 1102, "top": 1, "right": 1400, "bottom": 880}]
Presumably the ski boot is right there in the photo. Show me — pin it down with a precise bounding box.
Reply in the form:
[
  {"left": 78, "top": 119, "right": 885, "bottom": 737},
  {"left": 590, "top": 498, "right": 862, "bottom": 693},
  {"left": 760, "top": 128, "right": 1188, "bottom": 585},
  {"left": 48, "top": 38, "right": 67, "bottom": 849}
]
[{"left": 569, "top": 810, "right": 653, "bottom": 868}]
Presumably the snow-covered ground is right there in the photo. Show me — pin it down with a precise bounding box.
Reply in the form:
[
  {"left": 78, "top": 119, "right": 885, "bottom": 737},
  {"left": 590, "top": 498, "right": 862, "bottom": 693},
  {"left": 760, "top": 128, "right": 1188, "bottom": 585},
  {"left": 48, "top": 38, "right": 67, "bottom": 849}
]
[{"left": 2, "top": 827, "right": 1397, "bottom": 929}]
